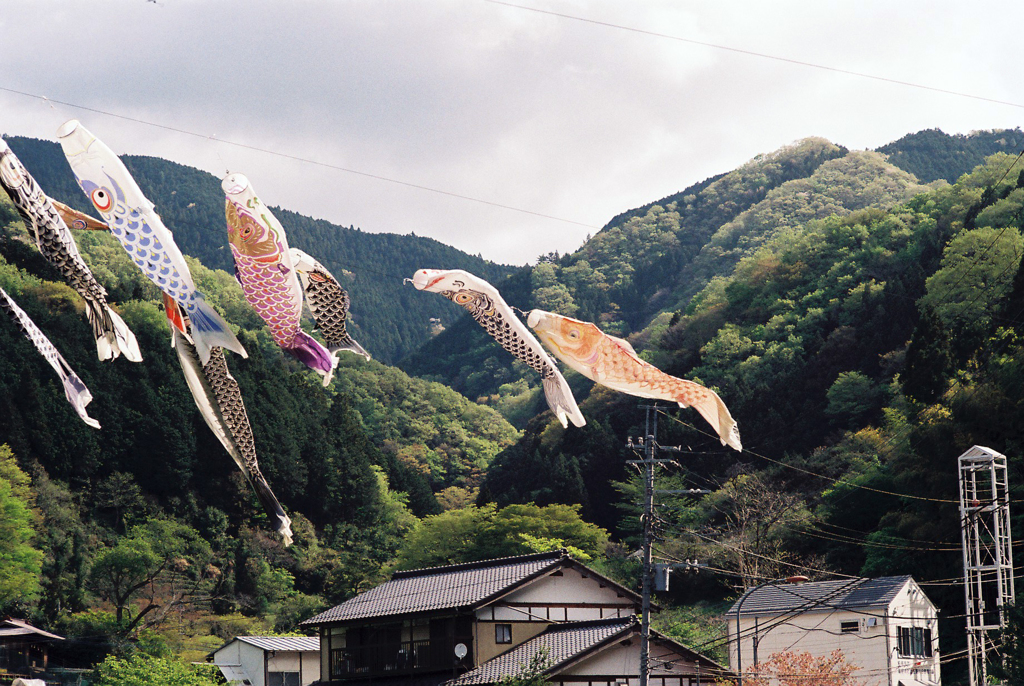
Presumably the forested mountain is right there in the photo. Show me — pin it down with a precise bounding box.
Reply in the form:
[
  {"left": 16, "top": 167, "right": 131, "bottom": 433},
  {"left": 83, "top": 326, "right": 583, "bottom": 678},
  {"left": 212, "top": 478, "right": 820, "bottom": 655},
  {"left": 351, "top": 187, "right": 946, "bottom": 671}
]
[
  {"left": 877, "top": 127, "right": 1024, "bottom": 183},
  {"left": 2, "top": 135, "right": 514, "bottom": 363},
  {"left": 2, "top": 126, "right": 1023, "bottom": 683},
  {"left": 402, "top": 138, "right": 928, "bottom": 411},
  {"left": 475, "top": 146, "right": 1024, "bottom": 682}
]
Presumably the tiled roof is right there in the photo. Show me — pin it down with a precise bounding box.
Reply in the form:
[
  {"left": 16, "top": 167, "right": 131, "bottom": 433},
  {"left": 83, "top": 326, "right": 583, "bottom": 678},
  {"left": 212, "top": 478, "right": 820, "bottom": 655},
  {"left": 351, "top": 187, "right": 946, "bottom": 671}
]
[
  {"left": 727, "top": 576, "right": 913, "bottom": 616},
  {"left": 448, "top": 618, "right": 636, "bottom": 686},
  {"left": 236, "top": 636, "right": 320, "bottom": 652},
  {"left": 302, "top": 551, "right": 566, "bottom": 626}
]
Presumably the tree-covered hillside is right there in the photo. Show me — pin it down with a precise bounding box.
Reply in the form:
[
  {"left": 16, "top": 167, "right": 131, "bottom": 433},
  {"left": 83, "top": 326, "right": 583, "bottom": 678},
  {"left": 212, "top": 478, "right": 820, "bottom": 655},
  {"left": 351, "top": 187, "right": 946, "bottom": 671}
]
[
  {"left": 475, "top": 150, "right": 1024, "bottom": 682},
  {"left": 2, "top": 135, "right": 514, "bottom": 363},
  {"left": 402, "top": 138, "right": 928, "bottom": 414},
  {"left": 877, "top": 127, "right": 1024, "bottom": 183},
  {"left": 0, "top": 188, "right": 534, "bottom": 665}
]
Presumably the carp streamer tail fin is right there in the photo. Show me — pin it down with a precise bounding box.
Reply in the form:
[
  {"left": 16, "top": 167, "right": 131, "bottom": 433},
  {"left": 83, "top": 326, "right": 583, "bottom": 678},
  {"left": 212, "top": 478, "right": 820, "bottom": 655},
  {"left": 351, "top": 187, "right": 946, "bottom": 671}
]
[
  {"left": 680, "top": 387, "right": 742, "bottom": 452},
  {"left": 542, "top": 374, "right": 586, "bottom": 429},
  {"left": 329, "top": 336, "right": 371, "bottom": 362},
  {"left": 86, "top": 301, "right": 142, "bottom": 362},
  {"left": 250, "top": 474, "right": 294, "bottom": 547},
  {"left": 288, "top": 330, "right": 338, "bottom": 386},
  {"left": 188, "top": 293, "right": 248, "bottom": 364}
]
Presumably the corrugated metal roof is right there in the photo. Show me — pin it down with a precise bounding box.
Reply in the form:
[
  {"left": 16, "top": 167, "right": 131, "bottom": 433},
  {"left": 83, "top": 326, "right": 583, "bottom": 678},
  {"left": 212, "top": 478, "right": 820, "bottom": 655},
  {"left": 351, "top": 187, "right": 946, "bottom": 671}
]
[
  {"left": 236, "top": 636, "right": 320, "bottom": 652},
  {"left": 302, "top": 551, "right": 565, "bottom": 626},
  {"left": 448, "top": 618, "right": 635, "bottom": 686},
  {"left": 727, "top": 576, "right": 913, "bottom": 616}
]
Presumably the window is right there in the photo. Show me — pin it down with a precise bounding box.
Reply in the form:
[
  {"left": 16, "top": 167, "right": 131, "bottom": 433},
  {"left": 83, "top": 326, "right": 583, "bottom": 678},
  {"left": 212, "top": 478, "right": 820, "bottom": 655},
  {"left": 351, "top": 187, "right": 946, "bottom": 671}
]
[
  {"left": 897, "top": 627, "right": 933, "bottom": 657},
  {"left": 840, "top": 621, "right": 859, "bottom": 633},
  {"left": 268, "top": 672, "right": 300, "bottom": 686},
  {"left": 495, "top": 624, "right": 512, "bottom": 644}
]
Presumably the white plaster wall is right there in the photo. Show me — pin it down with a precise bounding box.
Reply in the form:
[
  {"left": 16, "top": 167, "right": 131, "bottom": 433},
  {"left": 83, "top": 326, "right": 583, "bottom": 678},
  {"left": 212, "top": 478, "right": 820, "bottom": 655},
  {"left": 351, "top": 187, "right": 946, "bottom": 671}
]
[
  {"left": 504, "top": 570, "right": 627, "bottom": 605},
  {"left": 887, "top": 582, "right": 941, "bottom": 686},
  {"left": 559, "top": 638, "right": 709, "bottom": 681},
  {"left": 728, "top": 589, "right": 940, "bottom": 686},
  {"left": 300, "top": 650, "right": 318, "bottom": 686},
  {"left": 239, "top": 642, "right": 268, "bottom": 686}
]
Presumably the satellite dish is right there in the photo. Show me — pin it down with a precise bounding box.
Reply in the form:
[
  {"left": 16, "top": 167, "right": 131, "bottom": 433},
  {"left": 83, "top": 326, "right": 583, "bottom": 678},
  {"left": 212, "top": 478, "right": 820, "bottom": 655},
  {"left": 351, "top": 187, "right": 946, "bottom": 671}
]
[{"left": 454, "top": 643, "right": 468, "bottom": 660}]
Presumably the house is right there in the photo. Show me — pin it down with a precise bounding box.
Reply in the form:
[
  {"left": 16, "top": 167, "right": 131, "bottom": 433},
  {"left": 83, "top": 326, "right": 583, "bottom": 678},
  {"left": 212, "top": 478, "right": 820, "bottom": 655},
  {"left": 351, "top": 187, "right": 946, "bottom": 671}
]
[
  {"left": 211, "top": 635, "right": 321, "bottom": 686},
  {"left": 300, "top": 550, "right": 728, "bottom": 686},
  {"left": 0, "top": 618, "right": 64, "bottom": 683},
  {"left": 726, "top": 576, "right": 940, "bottom": 686}
]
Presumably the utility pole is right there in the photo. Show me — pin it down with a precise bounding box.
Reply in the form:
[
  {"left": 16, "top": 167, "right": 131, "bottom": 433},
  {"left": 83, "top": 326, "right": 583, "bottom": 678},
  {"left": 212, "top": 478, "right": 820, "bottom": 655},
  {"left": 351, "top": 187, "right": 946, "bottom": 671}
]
[{"left": 626, "top": 403, "right": 681, "bottom": 686}]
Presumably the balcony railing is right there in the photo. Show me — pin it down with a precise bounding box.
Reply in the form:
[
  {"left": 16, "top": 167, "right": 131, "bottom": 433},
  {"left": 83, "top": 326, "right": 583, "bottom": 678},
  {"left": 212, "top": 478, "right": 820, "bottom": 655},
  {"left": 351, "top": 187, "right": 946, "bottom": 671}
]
[{"left": 330, "top": 637, "right": 473, "bottom": 679}]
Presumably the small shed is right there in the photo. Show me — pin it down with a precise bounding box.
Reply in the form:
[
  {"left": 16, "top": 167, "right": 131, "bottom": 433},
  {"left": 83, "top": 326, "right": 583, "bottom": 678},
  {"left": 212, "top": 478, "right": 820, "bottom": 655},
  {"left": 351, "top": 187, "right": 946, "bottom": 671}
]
[
  {"left": 211, "top": 635, "right": 320, "bottom": 686},
  {"left": 0, "top": 618, "right": 64, "bottom": 682}
]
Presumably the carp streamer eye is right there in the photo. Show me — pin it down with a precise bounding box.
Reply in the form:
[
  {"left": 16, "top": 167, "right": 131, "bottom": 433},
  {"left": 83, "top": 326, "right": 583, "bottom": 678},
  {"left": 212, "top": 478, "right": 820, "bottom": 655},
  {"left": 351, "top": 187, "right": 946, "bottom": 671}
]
[
  {"left": 455, "top": 292, "right": 474, "bottom": 305},
  {"left": 91, "top": 188, "right": 114, "bottom": 212},
  {"left": 568, "top": 329, "right": 580, "bottom": 340},
  {"left": 0, "top": 158, "right": 24, "bottom": 188}
]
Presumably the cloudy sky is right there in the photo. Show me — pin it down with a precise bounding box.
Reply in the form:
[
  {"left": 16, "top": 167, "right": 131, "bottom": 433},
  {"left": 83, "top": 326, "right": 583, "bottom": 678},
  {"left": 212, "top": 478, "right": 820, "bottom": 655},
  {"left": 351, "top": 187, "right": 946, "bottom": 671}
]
[{"left": 2, "top": 1, "right": 1020, "bottom": 265}]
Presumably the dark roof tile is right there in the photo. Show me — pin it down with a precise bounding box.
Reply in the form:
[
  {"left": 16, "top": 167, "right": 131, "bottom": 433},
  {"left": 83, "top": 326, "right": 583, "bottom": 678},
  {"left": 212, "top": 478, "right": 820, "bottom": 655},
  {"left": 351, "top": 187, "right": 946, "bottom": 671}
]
[
  {"left": 302, "top": 552, "right": 564, "bottom": 626},
  {"left": 447, "top": 618, "right": 635, "bottom": 686},
  {"left": 727, "top": 576, "right": 914, "bottom": 616}
]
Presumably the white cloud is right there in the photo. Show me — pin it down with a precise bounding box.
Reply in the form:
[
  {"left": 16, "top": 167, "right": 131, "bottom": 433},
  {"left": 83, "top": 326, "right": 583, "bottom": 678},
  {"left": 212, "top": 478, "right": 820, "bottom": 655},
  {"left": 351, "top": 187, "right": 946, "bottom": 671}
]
[{"left": 2, "top": 0, "right": 1021, "bottom": 265}]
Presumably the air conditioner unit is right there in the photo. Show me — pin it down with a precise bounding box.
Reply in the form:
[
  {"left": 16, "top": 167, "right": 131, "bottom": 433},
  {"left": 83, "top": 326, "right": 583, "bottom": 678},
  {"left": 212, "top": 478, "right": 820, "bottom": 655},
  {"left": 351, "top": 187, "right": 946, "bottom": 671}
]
[{"left": 866, "top": 617, "right": 878, "bottom": 627}]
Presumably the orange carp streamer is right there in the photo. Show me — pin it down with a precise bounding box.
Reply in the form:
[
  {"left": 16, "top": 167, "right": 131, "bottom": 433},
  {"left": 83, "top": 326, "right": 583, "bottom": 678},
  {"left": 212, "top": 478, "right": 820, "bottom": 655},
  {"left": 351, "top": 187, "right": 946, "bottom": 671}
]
[{"left": 528, "top": 309, "right": 741, "bottom": 451}]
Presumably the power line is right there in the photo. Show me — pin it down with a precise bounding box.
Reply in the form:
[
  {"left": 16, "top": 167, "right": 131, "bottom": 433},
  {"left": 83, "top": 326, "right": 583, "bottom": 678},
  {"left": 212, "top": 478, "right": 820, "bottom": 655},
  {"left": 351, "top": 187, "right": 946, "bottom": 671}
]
[
  {"left": 657, "top": 409, "right": 960, "bottom": 503},
  {"left": 0, "top": 85, "right": 600, "bottom": 231},
  {"left": 484, "top": 0, "right": 1024, "bottom": 110}
]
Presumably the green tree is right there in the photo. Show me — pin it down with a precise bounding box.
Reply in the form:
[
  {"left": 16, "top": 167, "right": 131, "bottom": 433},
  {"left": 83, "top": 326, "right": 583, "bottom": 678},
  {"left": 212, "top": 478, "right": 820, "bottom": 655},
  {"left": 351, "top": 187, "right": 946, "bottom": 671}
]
[
  {"left": 88, "top": 519, "right": 212, "bottom": 632},
  {"left": 902, "top": 307, "right": 952, "bottom": 403},
  {"left": 395, "top": 503, "right": 609, "bottom": 570},
  {"left": 920, "top": 226, "right": 1024, "bottom": 337},
  {"left": 0, "top": 444, "right": 43, "bottom": 611},
  {"left": 94, "top": 654, "right": 222, "bottom": 686},
  {"left": 825, "top": 371, "right": 883, "bottom": 426}
]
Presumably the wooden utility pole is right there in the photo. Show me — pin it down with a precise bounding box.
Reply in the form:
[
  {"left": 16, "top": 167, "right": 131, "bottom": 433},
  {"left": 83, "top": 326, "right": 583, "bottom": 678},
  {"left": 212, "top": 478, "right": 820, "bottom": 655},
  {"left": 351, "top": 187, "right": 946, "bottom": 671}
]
[{"left": 627, "top": 404, "right": 680, "bottom": 686}]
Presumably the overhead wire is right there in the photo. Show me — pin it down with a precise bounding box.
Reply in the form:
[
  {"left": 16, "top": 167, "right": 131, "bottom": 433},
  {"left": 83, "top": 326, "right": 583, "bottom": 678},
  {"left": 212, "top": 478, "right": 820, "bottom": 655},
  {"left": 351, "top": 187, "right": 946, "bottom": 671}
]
[
  {"left": 0, "top": 85, "right": 600, "bottom": 232},
  {"left": 656, "top": 409, "right": 961, "bottom": 503},
  {"left": 484, "top": 1, "right": 1024, "bottom": 110}
]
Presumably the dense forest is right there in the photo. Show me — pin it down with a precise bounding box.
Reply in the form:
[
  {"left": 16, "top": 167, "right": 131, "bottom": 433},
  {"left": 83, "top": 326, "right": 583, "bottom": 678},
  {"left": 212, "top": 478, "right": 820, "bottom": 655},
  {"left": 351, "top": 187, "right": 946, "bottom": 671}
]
[{"left": 1, "top": 126, "right": 1023, "bottom": 685}]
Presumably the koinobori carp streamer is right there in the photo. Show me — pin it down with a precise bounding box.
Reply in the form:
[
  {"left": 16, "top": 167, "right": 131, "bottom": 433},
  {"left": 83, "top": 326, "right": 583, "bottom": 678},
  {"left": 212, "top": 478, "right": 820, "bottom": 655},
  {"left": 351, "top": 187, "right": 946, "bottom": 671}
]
[
  {"left": 410, "top": 268, "right": 585, "bottom": 429},
  {"left": 57, "top": 119, "right": 246, "bottom": 365},
  {"left": 528, "top": 309, "right": 741, "bottom": 451}
]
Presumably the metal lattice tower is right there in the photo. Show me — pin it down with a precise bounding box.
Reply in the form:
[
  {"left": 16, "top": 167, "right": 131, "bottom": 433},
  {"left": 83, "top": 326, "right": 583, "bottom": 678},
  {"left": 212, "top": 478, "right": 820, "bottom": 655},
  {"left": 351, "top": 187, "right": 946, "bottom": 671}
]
[{"left": 958, "top": 445, "right": 1015, "bottom": 686}]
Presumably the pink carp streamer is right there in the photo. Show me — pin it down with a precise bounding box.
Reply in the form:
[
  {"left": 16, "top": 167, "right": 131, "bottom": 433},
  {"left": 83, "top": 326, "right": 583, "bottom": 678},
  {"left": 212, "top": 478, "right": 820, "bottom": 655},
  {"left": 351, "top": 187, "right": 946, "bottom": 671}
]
[
  {"left": 528, "top": 309, "right": 741, "bottom": 451},
  {"left": 223, "top": 173, "right": 335, "bottom": 386}
]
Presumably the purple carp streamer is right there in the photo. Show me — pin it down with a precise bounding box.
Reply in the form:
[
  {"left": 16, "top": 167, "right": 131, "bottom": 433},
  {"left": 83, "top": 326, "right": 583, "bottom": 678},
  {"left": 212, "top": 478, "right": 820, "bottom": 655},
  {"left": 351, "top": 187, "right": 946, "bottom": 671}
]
[
  {"left": 528, "top": 309, "right": 742, "bottom": 451},
  {"left": 410, "top": 269, "right": 585, "bottom": 429},
  {"left": 290, "top": 248, "right": 371, "bottom": 363},
  {"left": 57, "top": 119, "right": 246, "bottom": 365},
  {"left": 0, "top": 140, "right": 141, "bottom": 362},
  {"left": 0, "top": 286, "right": 100, "bottom": 429},
  {"left": 222, "top": 173, "right": 335, "bottom": 386},
  {"left": 164, "top": 296, "right": 293, "bottom": 545}
]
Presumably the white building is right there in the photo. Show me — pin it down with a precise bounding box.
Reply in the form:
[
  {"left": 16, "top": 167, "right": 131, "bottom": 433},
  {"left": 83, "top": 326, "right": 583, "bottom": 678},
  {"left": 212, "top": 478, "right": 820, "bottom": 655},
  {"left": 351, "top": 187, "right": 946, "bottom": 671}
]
[
  {"left": 211, "top": 635, "right": 321, "bottom": 686},
  {"left": 727, "top": 575, "right": 939, "bottom": 686}
]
